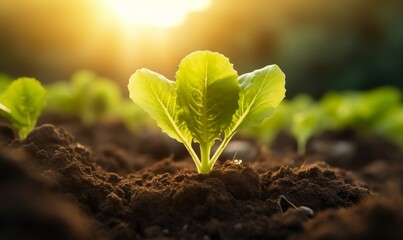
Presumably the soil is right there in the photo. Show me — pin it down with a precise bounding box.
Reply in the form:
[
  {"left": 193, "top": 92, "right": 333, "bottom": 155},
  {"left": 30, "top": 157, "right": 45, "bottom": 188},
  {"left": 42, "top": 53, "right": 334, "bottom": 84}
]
[{"left": 1, "top": 116, "right": 403, "bottom": 240}]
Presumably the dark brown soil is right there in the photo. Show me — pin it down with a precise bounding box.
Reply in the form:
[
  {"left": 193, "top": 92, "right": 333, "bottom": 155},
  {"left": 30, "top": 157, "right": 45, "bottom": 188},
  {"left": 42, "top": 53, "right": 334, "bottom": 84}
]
[{"left": 1, "top": 119, "right": 403, "bottom": 240}]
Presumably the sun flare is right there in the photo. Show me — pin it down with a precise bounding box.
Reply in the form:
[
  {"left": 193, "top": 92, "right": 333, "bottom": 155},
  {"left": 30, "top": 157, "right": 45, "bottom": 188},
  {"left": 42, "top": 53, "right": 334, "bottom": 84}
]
[{"left": 106, "top": 0, "right": 211, "bottom": 28}]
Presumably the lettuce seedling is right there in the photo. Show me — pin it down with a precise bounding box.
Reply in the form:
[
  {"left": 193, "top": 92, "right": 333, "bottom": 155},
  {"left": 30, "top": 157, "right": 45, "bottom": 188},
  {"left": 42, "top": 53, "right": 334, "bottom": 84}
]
[
  {"left": 0, "top": 78, "right": 46, "bottom": 139},
  {"left": 45, "top": 70, "right": 122, "bottom": 124},
  {"left": 291, "top": 104, "right": 324, "bottom": 154},
  {"left": 321, "top": 86, "right": 401, "bottom": 135},
  {"left": 128, "top": 51, "right": 285, "bottom": 174}
]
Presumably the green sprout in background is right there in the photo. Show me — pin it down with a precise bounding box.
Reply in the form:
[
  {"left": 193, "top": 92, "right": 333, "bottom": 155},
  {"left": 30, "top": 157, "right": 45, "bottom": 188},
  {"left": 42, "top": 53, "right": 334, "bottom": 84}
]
[
  {"left": 321, "top": 86, "right": 402, "bottom": 134},
  {"left": 0, "top": 78, "right": 46, "bottom": 139},
  {"left": 250, "top": 86, "right": 403, "bottom": 153},
  {"left": 45, "top": 70, "right": 122, "bottom": 124},
  {"left": 245, "top": 94, "right": 325, "bottom": 154}
]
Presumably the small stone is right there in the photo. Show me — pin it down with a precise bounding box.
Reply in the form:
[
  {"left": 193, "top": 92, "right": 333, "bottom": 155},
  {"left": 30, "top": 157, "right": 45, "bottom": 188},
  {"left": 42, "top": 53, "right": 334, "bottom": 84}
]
[{"left": 298, "top": 206, "right": 315, "bottom": 217}]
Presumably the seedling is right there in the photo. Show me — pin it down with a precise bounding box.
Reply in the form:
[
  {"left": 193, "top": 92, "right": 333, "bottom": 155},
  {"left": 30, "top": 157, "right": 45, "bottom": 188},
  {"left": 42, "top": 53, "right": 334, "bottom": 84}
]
[
  {"left": 128, "top": 51, "right": 285, "bottom": 174},
  {"left": 288, "top": 95, "right": 325, "bottom": 154},
  {"left": 246, "top": 94, "right": 325, "bottom": 154},
  {"left": 0, "top": 78, "right": 46, "bottom": 139},
  {"left": 291, "top": 105, "right": 323, "bottom": 154},
  {"left": 321, "top": 86, "right": 401, "bottom": 135},
  {"left": 45, "top": 70, "right": 122, "bottom": 123}
]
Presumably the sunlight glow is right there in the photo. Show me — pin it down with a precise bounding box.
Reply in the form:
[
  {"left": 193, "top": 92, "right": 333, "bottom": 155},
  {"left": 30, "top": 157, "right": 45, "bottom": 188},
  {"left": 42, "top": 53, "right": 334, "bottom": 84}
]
[{"left": 106, "top": 0, "right": 211, "bottom": 28}]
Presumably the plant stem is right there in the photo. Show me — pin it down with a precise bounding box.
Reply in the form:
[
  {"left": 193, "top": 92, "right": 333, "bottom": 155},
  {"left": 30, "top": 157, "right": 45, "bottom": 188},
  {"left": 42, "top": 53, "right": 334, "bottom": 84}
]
[
  {"left": 297, "top": 136, "right": 307, "bottom": 155},
  {"left": 199, "top": 142, "right": 211, "bottom": 174},
  {"left": 182, "top": 142, "right": 202, "bottom": 172},
  {"left": 209, "top": 131, "right": 236, "bottom": 170}
]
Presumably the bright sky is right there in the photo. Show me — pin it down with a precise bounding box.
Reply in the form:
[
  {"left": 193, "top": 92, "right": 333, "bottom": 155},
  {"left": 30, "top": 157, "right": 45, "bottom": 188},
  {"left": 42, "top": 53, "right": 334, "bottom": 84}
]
[{"left": 106, "top": 0, "right": 212, "bottom": 28}]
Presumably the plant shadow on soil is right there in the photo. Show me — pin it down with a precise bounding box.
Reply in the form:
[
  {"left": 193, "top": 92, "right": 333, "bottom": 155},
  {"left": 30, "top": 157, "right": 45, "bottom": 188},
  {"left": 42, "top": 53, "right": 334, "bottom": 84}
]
[{"left": 1, "top": 116, "right": 403, "bottom": 240}]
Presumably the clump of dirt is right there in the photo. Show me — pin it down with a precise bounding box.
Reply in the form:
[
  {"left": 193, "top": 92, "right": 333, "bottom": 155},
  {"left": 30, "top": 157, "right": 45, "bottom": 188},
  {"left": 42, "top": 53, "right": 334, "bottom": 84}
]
[
  {"left": 300, "top": 194, "right": 403, "bottom": 240},
  {"left": 261, "top": 163, "right": 370, "bottom": 211},
  {"left": 0, "top": 124, "right": 380, "bottom": 239},
  {"left": 0, "top": 151, "right": 98, "bottom": 240}
]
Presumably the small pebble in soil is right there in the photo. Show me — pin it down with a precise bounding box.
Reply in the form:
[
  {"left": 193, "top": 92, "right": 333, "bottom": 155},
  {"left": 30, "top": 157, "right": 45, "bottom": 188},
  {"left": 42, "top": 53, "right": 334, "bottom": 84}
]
[
  {"left": 221, "top": 140, "right": 258, "bottom": 161},
  {"left": 298, "top": 206, "right": 315, "bottom": 217},
  {"left": 278, "top": 194, "right": 315, "bottom": 217}
]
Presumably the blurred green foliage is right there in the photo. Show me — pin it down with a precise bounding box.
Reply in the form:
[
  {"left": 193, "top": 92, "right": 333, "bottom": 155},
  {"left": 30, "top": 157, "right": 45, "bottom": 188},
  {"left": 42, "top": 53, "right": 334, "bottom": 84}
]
[
  {"left": 321, "top": 87, "right": 401, "bottom": 133},
  {"left": 45, "top": 70, "right": 155, "bottom": 130},
  {"left": 46, "top": 70, "right": 122, "bottom": 123},
  {"left": 247, "top": 86, "right": 403, "bottom": 152}
]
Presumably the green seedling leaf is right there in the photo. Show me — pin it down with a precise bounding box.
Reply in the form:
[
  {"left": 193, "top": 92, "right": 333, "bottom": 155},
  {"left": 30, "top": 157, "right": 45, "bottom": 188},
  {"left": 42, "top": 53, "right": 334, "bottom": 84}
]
[
  {"left": 128, "top": 68, "right": 201, "bottom": 170},
  {"left": 176, "top": 51, "right": 239, "bottom": 146},
  {"left": 210, "top": 65, "right": 286, "bottom": 167},
  {"left": 128, "top": 51, "right": 286, "bottom": 174},
  {"left": 291, "top": 105, "right": 323, "bottom": 154},
  {"left": 0, "top": 78, "right": 46, "bottom": 139},
  {"left": 176, "top": 51, "right": 239, "bottom": 172},
  {"left": 129, "top": 69, "right": 190, "bottom": 144},
  {"left": 229, "top": 65, "right": 285, "bottom": 131}
]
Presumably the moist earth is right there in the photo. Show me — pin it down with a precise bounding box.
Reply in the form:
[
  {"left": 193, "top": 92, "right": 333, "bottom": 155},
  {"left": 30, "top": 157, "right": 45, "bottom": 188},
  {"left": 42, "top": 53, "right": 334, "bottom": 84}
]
[{"left": 1, "top": 119, "right": 402, "bottom": 240}]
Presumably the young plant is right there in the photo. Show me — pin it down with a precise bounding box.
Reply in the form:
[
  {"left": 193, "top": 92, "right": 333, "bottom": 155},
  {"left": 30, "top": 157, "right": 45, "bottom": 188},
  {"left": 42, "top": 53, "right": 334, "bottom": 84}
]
[
  {"left": 45, "top": 70, "right": 122, "bottom": 123},
  {"left": 321, "top": 86, "right": 401, "bottom": 135},
  {"left": 128, "top": 51, "right": 285, "bottom": 174},
  {"left": 0, "top": 78, "right": 46, "bottom": 139},
  {"left": 290, "top": 104, "right": 324, "bottom": 154}
]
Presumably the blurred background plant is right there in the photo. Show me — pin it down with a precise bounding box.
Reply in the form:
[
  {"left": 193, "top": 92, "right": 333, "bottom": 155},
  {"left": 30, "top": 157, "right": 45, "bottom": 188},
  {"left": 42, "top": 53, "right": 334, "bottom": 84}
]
[
  {"left": 44, "top": 70, "right": 156, "bottom": 131},
  {"left": 244, "top": 86, "right": 403, "bottom": 152}
]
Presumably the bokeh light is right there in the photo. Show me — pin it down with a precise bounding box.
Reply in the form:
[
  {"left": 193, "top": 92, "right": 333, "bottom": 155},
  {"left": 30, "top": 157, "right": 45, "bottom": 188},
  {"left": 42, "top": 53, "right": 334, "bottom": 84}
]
[
  {"left": 0, "top": 0, "right": 402, "bottom": 97},
  {"left": 105, "top": 0, "right": 211, "bottom": 28}
]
